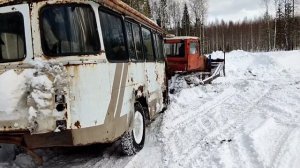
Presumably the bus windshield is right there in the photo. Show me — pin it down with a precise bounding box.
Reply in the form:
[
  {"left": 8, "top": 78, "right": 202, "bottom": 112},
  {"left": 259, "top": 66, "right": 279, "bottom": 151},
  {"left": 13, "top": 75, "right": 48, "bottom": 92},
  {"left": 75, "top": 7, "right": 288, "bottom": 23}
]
[
  {"left": 165, "top": 42, "right": 185, "bottom": 58},
  {"left": 0, "top": 12, "right": 25, "bottom": 63}
]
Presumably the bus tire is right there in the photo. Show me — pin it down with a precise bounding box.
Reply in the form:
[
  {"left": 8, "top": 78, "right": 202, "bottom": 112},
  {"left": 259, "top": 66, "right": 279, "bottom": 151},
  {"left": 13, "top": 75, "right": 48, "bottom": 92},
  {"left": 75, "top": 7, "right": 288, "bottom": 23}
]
[{"left": 120, "top": 103, "right": 145, "bottom": 156}]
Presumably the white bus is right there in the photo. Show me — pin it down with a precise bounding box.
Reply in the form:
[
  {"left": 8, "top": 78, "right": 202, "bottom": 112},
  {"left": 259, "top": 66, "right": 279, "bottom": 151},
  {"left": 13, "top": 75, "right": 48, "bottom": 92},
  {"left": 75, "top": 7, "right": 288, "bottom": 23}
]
[{"left": 0, "top": 0, "right": 167, "bottom": 156}]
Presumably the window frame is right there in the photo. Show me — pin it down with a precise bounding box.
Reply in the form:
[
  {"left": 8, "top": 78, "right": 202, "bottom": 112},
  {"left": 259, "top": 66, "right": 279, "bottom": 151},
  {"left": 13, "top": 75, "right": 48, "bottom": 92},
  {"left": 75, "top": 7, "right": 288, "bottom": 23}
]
[
  {"left": 98, "top": 6, "right": 129, "bottom": 63},
  {"left": 159, "top": 34, "right": 165, "bottom": 62},
  {"left": 124, "top": 20, "right": 136, "bottom": 61},
  {"left": 153, "top": 32, "right": 165, "bottom": 62},
  {"left": 189, "top": 42, "right": 200, "bottom": 55},
  {"left": 0, "top": 11, "right": 26, "bottom": 63},
  {"left": 124, "top": 19, "right": 145, "bottom": 62},
  {"left": 152, "top": 32, "right": 159, "bottom": 62},
  {"left": 141, "top": 26, "right": 156, "bottom": 62},
  {"left": 165, "top": 41, "right": 185, "bottom": 58},
  {"left": 39, "top": 4, "right": 101, "bottom": 57}
]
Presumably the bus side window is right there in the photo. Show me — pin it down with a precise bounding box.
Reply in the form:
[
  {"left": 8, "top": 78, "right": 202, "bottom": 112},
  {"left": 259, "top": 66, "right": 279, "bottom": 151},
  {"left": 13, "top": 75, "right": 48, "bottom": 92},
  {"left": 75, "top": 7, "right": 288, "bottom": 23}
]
[
  {"left": 40, "top": 5, "right": 100, "bottom": 56},
  {"left": 125, "top": 21, "right": 137, "bottom": 61},
  {"left": 0, "top": 12, "right": 25, "bottom": 62},
  {"left": 99, "top": 9, "right": 128, "bottom": 62},
  {"left": 152, "top": 33, "right": 158, "bottom": 61},
  {"left": 141, "top": 27, "right": 155, "bottom": 62},
  {"left": 132, "top": 23, "right": 144, "bottom": 61},
  {"left": 156, "top": 34, "right": 164, "bottom": 62}
]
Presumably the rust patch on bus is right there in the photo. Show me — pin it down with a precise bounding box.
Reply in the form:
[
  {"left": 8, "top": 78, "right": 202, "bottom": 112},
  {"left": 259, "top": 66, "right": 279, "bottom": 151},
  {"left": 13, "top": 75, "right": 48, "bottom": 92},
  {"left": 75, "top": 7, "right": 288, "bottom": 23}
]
[
  {"left": 74, "top": 121, "right": 81, "bottom": 129},
  {"left": 138, "top": 86, "right": 144, "bottom": 93}
]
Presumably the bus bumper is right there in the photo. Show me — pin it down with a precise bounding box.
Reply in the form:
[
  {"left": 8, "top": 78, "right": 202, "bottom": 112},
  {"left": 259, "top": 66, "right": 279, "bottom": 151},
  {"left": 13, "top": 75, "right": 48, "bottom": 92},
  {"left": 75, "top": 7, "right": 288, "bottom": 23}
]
[{"left": 0, "top": 130, "right": 73, "bottom": 149}]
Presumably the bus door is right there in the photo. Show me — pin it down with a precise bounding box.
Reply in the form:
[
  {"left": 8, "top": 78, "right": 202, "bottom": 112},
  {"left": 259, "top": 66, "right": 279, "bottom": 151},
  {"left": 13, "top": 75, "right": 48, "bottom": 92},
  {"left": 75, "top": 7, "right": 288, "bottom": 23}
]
[
  {"left": 141, "top": 27, "right": 158, "bottom": 117},
  {"left": 0, "top": 4, "right": 34, "bottom": 132}
]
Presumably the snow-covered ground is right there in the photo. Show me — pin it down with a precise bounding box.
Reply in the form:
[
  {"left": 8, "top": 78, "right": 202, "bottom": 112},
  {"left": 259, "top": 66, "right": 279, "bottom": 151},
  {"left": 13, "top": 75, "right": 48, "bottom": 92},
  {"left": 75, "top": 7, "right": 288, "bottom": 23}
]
[{"left": 1, "top": 50, "right": 300, "bottom": 168}]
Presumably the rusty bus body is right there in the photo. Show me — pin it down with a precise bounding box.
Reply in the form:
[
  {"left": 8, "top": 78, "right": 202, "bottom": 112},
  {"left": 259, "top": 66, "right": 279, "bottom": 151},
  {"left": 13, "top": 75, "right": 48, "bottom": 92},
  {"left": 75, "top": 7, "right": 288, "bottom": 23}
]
[
  {"left": 0, "top": 0, "right": 166, "bottom": 154},
  {"left": 164, "top": 36, "right": 208, "bottom": 76}
]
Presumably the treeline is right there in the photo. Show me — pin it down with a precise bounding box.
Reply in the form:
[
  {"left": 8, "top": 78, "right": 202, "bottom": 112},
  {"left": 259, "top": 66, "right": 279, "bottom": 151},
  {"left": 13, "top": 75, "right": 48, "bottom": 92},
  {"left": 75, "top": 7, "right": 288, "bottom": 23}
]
[
  {"left": 206, "top": 17, "right": 300, "bottom": 53},
  {"left": 122, "top": 0, "right": 208, "bottom": 53},
  {"left": 206, "top": 0, "right": 300, "bottom": 53},
  {"left": 122, "top": 0, "right": 299, "bottom": 53}
]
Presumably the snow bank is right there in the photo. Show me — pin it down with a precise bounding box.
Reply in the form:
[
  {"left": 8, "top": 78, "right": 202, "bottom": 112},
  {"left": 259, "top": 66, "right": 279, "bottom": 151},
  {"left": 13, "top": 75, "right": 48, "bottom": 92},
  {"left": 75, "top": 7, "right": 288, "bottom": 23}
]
[
  {"left": 211, "top": 50, "right": 300, "bottom": 83},
  {"left": 210, "top": 51, "right": 226, "bottom": 59}
]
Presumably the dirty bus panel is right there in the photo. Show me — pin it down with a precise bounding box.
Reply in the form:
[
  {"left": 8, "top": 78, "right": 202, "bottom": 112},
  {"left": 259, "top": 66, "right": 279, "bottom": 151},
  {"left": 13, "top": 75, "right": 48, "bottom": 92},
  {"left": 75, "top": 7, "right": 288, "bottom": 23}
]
[{"left": 0, "top": 0, "right": 166, "bottom": 158}]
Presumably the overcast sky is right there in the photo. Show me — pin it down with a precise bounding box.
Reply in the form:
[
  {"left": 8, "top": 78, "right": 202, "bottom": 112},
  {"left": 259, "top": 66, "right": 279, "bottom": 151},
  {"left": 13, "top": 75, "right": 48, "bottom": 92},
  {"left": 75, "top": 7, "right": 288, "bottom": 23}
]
[{"left": 207, "top": 0, "right": 276, "bottom": 23}]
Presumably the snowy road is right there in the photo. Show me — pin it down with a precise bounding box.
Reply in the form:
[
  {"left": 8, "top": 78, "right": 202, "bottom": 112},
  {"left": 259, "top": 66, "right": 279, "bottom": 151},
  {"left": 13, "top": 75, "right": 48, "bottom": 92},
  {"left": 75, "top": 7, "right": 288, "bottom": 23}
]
[
  {"left": 161, "top": 50, "right": 300, "bottom": 168},
  {"left": 1, "top": 50, "right": 300, "bottom": 168}
]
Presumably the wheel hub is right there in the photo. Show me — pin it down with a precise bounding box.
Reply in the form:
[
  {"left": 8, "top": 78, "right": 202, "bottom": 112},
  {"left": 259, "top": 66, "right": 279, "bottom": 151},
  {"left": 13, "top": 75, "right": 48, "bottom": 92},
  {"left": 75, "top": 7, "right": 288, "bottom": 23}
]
[{"left": 133, "top": 111, "right": 144, "bottom": 144}]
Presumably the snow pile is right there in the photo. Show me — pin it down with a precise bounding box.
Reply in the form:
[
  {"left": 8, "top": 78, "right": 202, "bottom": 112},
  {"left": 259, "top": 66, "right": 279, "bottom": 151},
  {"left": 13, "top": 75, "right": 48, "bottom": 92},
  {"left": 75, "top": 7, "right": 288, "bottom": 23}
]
[{"left": 210, "top": 51, "right": 226, "bottom": 59}]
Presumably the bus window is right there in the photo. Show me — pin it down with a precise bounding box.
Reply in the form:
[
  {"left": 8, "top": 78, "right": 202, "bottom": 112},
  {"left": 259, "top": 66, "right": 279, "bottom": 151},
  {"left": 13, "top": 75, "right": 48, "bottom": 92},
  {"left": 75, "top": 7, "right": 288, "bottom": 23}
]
[
  {"left": 141, "top": 27, "right": 155, "bottom": 62},
  {"left": 0, "top": 12, "right": 25, "bottom": 62},
  {"left": 165, "top": 42, "right": 185, "bottom": 58},
  {"left": 190, "top": 42, "right": 199, "bottom": 55},
  {"left": 125, "top": 21, "right": 136, "bottom": 60},
  {"left": 156, "top": 34, "right": 164, "bottom": 61},
  {"left": 40, "top": 5, "right": 100, "bottom": 56},
  {"left": 132, "top": 23, "right": 144, "bottom": 61},
  {"left": 99, "top": 9, "right": 128, "bottom": 62}
]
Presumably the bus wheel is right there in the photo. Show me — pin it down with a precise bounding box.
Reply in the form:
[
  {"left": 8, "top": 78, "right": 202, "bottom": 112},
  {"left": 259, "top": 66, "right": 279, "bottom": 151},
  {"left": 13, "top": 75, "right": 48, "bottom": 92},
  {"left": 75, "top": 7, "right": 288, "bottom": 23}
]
[{"left": 120, "top": 103, "right": 145, "bottom": 156}]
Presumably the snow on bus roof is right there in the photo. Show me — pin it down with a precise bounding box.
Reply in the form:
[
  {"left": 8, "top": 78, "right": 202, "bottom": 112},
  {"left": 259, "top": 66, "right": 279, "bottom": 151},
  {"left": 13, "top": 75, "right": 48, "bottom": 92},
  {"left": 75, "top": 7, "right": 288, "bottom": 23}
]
[
  {"left": 0, "top": 0, "right": 164, "bottom": 33},
  {"left": 165, "top": 36, "right": 200, "bottom": 40}
]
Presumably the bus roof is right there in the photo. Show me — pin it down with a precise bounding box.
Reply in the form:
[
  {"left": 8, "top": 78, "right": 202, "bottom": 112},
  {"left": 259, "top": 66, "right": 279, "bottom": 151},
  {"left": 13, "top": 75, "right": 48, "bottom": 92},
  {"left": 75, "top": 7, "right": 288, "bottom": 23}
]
[
  {"left": 165, "top": 36, "right": 200, "bottom": 41},
  {"left": 0, "top": 0, "right": 164, "bottom": 33}
]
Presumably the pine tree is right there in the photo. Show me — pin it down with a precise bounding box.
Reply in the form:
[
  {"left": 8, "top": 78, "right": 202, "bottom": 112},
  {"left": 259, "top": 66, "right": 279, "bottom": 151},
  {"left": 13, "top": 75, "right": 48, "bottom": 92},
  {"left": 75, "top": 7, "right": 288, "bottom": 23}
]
[
  {"left": 284, "top": 1, "right": 294, "bottom": 50},
  {"left": 276, "top": 2, "right": 285, "bottom": 49},
  {"left": 159, "top": 0, "right": 167, "bottom": 28},
  {"left": 142, "top": 0, "right": 151, "bottom": 18},
  {"left": 181, "top": 3, "right": 190, "bottom": 36}
]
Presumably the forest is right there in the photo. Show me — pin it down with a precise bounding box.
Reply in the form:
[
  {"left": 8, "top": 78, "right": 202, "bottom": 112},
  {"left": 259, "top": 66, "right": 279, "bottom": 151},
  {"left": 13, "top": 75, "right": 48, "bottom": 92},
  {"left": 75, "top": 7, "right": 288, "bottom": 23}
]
[{"left": 122, "top": 0, "right": 300, "bottom": 54}]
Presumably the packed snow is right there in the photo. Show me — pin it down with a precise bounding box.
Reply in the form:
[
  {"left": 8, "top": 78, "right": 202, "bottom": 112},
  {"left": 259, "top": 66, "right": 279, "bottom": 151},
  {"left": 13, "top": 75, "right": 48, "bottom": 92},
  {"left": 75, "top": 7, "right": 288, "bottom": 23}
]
[
  {"left": 0, "top": 62, "right": 68, "bottom": 133},
  {"left": 1, "top": 50, "right": 300, "bottom": 168}
]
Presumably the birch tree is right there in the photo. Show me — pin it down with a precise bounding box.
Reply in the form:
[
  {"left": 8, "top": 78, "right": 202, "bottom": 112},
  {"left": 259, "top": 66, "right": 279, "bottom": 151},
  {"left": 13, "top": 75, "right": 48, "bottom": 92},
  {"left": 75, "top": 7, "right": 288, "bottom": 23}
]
[{"left": 168, "top": 0, "right": 182, "bottom": 35}]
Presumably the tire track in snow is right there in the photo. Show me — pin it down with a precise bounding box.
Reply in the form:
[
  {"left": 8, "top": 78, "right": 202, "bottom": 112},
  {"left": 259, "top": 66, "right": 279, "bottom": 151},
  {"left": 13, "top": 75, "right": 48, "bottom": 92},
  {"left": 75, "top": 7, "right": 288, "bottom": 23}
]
[
  {"left": 163, "top": 82, "right": 275, "bottom": 167},
  {"left": 232, "top": 134, "right": 264, "bottom": 168},
  {"left": 161, "top": 89, "right": 238, "bottom": 167},
  {"left": 271, "top": 128, "right": 300, "bottom": 168},
  {"left": 270, "top": 127, "right": 297, "bottom": 168},
  {"left": 164, "top": 86, "right": 237, "bottom": 131}
]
